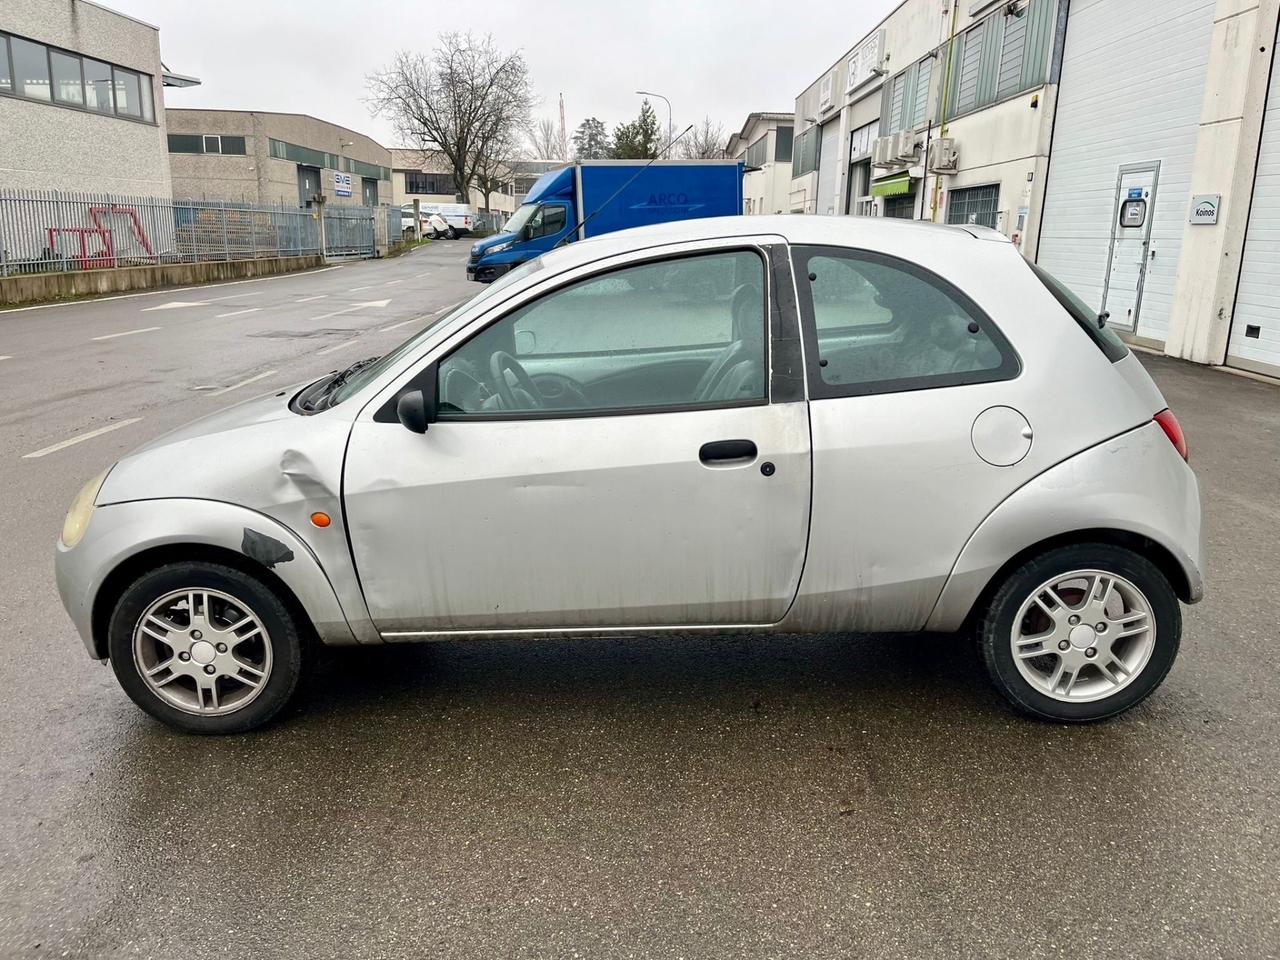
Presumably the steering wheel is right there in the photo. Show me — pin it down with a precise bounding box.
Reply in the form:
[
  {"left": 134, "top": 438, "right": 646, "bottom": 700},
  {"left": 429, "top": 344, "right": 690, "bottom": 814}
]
[{"left": 489, "top": 351, "right": 544, "bottom": 410}]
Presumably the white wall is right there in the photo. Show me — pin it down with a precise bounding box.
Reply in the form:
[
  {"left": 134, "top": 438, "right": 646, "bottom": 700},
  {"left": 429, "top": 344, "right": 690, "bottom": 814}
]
[{"left": 1036, "top": 0, "right": 1217, "bottom": 344}]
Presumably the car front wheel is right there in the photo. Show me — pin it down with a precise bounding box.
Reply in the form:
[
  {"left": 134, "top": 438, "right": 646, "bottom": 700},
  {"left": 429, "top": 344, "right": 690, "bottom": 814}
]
[
  {"left": 978, "top": 543, "right": 1181, "bottom": 722},
  {"left": 107, "top": 561, "right": 305, "bottom": 734}
]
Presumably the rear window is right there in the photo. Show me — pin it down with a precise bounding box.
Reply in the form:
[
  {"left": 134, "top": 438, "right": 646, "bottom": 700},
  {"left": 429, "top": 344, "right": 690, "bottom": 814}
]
[{"left": 1028, "top": 262, "right": 1129, "bottom": 362}]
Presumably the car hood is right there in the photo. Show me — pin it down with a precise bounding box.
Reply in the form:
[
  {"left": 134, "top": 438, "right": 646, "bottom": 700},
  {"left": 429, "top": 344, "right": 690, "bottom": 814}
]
[
  {"left": 97, "top": 383, "right": 354, "bottom": 516},
  {"left": 471, "top": 232, "right": 516, "bottom": 258}
]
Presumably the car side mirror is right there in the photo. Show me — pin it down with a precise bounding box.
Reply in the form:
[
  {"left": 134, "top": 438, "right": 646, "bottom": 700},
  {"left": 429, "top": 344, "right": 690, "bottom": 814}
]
[
  {"left": 396, "top": 389, "right": 433, "bottom": 433},
  {"left": 521, "top": 225, "right": 534, "bottom": 242}
]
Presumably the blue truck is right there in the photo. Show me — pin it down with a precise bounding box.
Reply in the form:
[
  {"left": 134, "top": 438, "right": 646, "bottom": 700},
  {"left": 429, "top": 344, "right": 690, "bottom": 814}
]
[{"left": 466, "top": 159, "right": 745, "bottom": 282}]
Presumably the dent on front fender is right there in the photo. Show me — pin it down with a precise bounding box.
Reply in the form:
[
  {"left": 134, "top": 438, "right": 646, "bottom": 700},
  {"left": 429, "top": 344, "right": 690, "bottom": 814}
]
[
  {"left": 57, "top": 498, "right": 364, "bottom": 659},
  {"left": 925, "top": 422, "right": 1204, "bottom": 632}
]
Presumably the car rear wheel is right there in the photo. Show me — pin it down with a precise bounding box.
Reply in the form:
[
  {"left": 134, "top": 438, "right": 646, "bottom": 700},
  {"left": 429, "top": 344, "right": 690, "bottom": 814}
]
[
  {"left": 446, "top": 226, "right": 457, "bottom": 239},
  {"left": 107, "top": 561, "right": 305, "bottom": 734},
  {"left": 978, "top": 543, "right": 1181, "bottom": 722}
]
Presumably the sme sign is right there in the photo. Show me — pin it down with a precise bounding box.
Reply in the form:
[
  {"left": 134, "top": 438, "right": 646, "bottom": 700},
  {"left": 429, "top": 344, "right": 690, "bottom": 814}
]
[{"left": 334, "top": 171, "right": 353, "bottom": 197}]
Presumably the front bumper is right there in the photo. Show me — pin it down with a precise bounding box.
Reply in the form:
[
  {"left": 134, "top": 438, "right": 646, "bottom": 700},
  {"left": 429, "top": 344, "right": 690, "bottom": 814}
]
[{"left": 466, "top": 260, "right": 517, "bottom": 284}]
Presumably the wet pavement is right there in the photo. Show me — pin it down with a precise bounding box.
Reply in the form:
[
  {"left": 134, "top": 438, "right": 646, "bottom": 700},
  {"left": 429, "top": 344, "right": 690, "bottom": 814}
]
[{"left": 2, "top": 262, "right": 1277, "bottom": 960}]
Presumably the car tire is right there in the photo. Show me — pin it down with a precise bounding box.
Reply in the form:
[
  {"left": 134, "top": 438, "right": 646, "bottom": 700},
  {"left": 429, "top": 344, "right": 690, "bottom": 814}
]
[
  {"left": 107, "top": 561, "right": 306, "bottom": 734},
  {"left": 977, "top": 543, "right": 1181, "bottom": 723},
  {"left": 446, "top": 227, "right": 457, "bottom": 240}
]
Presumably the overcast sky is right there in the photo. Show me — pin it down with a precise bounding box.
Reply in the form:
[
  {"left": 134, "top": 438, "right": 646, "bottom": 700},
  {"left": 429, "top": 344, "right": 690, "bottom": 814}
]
[{"left": 108, "top": 0, "right": 898, "bottom": 149}]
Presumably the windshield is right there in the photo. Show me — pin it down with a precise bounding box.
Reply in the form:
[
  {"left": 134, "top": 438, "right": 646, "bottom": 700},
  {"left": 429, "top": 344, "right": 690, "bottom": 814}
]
[
  {"left": 503, "top": 202, "right": 540, "bottom": 236},
  {"left": 326, "top": 258, "right": 545, "bottom": 405}
]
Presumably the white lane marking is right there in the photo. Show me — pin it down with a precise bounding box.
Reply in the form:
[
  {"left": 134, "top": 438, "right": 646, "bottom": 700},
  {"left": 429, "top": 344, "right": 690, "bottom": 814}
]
[
  {"left": 91, "top": 326, "right": 162, "bottom": 341},
  {"left": 380, "top": 298, "right": 463, "bottom": 332},
  {"left": 0, "top": 355, "right": 11, "bottom": 361},
  {"left": 316, "top": 338, "right": 362, "bottom": 356},
  {"left": 0, "top": 265, "right": 343, "bottom": 315},
  {"left": 309, "top": 299, "right": 391, "bottom": 323},
  {"left": 210, "top": 369, "right": 278, "bottom": 396},
  {"left": 295, "top": 294, "right": 327, "bottom": 303},
  {"left": 380, "top": 316, "right": 424, "bottom": 332},
  {"left": 349, "top": 285, "right": 372, "bottom": 292},
  {"left": 142, "top": 300, "right": 212, "bottom": 312},
  {"left": 22, "top": 418, "right": 143, "bottom": 459},
  {"left": 214, "top": 307, "right": 260, "bottom": 319},
  {"left": 384, "top": 279, "right": 402, "bottom": 286}
]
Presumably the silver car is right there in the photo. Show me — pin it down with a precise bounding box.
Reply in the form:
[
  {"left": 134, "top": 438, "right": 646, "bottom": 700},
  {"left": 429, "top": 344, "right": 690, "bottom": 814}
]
[{"left": 55, "top": 216, "right": 1203, "bottom": 733}]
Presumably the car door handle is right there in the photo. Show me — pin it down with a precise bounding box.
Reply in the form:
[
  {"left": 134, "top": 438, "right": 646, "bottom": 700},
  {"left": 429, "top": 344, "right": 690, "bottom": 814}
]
[{"left": 699, "top": 439, "right": 757, "bottom": 465}]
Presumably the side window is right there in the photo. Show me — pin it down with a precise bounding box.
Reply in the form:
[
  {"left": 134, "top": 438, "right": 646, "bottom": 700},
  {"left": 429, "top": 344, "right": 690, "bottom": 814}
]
[
  {"left": 539, "top": 204, "right": 567, "bottom": 237},
  {"left": 437, "top": 250, "right": 767, "bottom": 417},
  {"left": 795, "top": 246, "right": 1017, "bottom": 396}
]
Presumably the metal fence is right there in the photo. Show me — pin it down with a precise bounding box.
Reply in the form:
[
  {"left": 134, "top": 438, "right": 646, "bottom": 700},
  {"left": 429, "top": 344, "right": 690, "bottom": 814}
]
[{"left": 0, "top": 189, "right": 394, "bottom": 276}]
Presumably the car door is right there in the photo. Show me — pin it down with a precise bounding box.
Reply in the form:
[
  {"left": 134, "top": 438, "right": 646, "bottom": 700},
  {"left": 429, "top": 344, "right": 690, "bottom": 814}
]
[
  {"left": 786, "top": 244, "right": 1025, "bottom": 632},
  {"left": 519, "top": 202, "right": 571, "bottom": 256},
  {"left": 343, "top": 243, "right": 812, "bottom": 636}
]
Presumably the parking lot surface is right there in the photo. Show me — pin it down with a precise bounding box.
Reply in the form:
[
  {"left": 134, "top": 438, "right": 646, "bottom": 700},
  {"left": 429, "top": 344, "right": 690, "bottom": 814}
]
[{"left": 1, "top": 251, "right": 1277, "bottom": 958}]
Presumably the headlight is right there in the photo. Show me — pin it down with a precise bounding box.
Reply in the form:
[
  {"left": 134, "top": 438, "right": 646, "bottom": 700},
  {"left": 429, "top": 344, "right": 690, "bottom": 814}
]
[
  {"left": 60, "top": 468, "right": 110, "bottom": 548},
  {"left": 487, "top": 241, "right": 512, "bottom": 255}
]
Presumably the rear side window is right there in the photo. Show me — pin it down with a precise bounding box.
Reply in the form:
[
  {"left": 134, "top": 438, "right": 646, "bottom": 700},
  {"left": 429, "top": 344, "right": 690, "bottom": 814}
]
[
  {"left": 1029, "top": 262, "right": 1129, "bottom": 362},
  {"left": 793, "top": 246, "right": 1019, "bottom": 398}
]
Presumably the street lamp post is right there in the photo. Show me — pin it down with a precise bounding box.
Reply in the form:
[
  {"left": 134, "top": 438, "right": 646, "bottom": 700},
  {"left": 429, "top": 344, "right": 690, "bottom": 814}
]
[{"left": 635, "top": 90, "right": 672, "bottom": 154}]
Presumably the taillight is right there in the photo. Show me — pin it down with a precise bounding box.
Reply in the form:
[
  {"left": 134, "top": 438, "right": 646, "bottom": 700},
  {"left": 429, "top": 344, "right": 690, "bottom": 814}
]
[{"left": 1154, "top": 409, "right": 1188, "bottom": 461}]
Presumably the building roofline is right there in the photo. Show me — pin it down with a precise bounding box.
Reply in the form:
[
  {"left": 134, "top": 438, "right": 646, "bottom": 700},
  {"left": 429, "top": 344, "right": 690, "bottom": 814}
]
[
  {"left": 164, "top": 107, "right": 388, "bottom": 147},
  {"left": 77, "top": 0, "right": 158, "bottom": 32},
  {"left": 794, "top": 0, "right": 916, "bottom": 102}
]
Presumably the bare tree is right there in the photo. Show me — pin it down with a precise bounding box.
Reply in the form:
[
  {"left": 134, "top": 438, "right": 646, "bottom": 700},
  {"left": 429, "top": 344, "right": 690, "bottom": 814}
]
[
  {"left": 368, "top": 33, "right": 534, "bottom": 200},
  {"left": 679, "top": 117, "right": 729, "bottom": 160},
  {"left": 526, "top": 117, "right": 561, "bottom": 160},
  {"left": 474, "top": 125, "right": 519, "bottom": 215}
]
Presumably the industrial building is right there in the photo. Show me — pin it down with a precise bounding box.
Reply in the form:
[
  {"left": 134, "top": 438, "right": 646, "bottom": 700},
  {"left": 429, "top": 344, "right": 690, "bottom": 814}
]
[{"left": 166, "top": 108, "right": 392, "bottom": 209}]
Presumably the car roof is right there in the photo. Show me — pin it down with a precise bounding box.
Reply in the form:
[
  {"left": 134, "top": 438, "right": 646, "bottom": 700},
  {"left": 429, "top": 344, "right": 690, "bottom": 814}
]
[{"left": 532, "top": 214, "right": 1008, "bottom": 276}]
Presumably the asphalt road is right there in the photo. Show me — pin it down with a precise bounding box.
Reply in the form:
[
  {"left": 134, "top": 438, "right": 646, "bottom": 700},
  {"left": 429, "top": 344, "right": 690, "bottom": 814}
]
[{"left": 1, "top": 247, "right": 1277, "bottom": 959}]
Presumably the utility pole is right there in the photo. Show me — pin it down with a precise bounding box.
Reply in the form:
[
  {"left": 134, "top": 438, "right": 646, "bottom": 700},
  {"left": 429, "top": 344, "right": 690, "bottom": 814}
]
[{"left": 558, "top": 93, "right": 569, "bottom": 161}]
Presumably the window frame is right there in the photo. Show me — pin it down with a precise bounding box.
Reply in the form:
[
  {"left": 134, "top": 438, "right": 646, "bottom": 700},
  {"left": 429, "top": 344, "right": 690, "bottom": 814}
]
[
  {"left": 425, "top": 246, "right": 775, "bottom": 423},
  {"left": 0, "top": 30, "right": 156, "bottom": 124},
  {"left": 791, "top": 244, "right": 1021, "bottom": 399}
]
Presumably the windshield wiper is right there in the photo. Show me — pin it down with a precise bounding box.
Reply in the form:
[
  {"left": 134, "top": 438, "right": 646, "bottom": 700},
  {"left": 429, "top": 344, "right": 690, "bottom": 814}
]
[{"left": 302, "top": 356, "right": 380, "bottom": 412}]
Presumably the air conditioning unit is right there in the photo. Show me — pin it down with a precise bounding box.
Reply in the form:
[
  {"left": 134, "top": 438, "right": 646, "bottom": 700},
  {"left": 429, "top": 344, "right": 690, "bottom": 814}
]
[
  {"left": 893, "top": 132, "right": 919, "bottom": 163},
  {"left": 928, "top": 137, "right": 959, "bottom": 173},
  {"left": 872, "top": 136, "right": 894, "bottom": 167}
]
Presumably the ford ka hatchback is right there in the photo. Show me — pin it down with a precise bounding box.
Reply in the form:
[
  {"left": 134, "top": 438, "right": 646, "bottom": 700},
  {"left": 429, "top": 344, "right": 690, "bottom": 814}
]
[{"left": 55, "top": 217, "right": 1203, "bottom": 733}]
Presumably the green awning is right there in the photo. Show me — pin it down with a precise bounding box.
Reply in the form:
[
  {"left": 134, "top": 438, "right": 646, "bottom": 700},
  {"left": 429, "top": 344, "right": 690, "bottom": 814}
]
[{"left": 871, "top": 173, "right": 914, "bottom": 198}]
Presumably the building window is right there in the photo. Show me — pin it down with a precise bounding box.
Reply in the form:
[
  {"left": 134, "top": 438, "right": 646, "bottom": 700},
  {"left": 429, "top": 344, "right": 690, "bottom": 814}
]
[
  {"left": 404, "top": 171, "right": 456, "bottom": 194},
  {"left": 883, "top": 193, "right": 917, "bottom": 219},
  {"left": 792, "top": 126, "right": 820, "bottom": 178},
  {"left": 947, "top": 184, "right": 1000, "bottom": 228},
  {"left": 0, "top": 31, "right": 155, "bottom": 123},
  {"left": 943, "top": 0, "right": 1050, "bottom": 121},
  {"left": 745, "top": 135, "right": 768, "bottom": 169},
  {"left": 10, "top": 36, "right": 50, "bottom": 101},
  {"left": 83, "top": 58, "right": 112, "bottom": 113},
  {"left": 168, "top": 134, "right": 247, "bottom": 155},
  {"left": 774, "top": 125, "right": 794, "bottom": 163},
  {"left": 50, "top": 49, "right": 83, "bottom": 106}
]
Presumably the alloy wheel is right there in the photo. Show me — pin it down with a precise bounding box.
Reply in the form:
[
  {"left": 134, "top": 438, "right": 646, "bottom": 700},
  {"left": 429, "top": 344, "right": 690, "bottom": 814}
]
[
  {"left": 1010, "top": 569, "right": 1156, "bottom": 703},
  {"left": 132, "top": 588, "right": 273, "bottom": 716}
]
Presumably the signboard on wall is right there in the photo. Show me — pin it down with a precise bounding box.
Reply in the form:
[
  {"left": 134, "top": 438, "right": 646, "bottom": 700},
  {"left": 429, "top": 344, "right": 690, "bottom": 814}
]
[
  {"left": 335, "top": 171, "right": 353, "bottom": 197},
  {"left": 846, "top": 30, "right": 886, "bottom": 95},
  {"left": 1189, "top": 194, "right": 1220, "bottom": 224}
]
